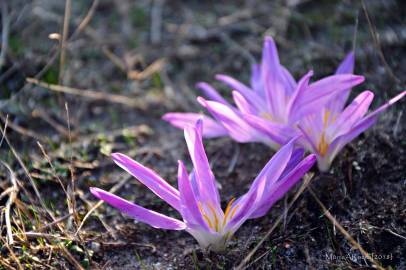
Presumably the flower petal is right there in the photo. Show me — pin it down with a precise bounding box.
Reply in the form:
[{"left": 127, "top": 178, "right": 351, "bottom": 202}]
[
  {"left": 198, "top": 97, "right": 265, "bottom": 143},
  {"left": 112, "top": 153, "right": 181, "bottom": 211},
  {"left": 196, "top": 82, "right": 231, "bottom": 106},
  {"left": 177, "top": 161, "right": 210, "bottom": 230},
  {"left": 248, "top": 154, "right": 316, "bottom": 218},
  {"left": 183, "top": 119, "right": 221, "bottom": 208},
  {"left": 261, "top": 36, "right": 286, "bottom": 118},
  {"left": 215, "top": 74, "right": 266, "bottom": 110},
  {"left": 232, "top": 91, "right": 258, "bottom": 115},
  {"left": 90, "top": 187, "right": 186, "bottom": 230},
  {"left": 287, "top": 70, "right": 313, "bottom": 123},
  {"left": 299, "top": 74, "right": 365, "bottom": 116},
  {"left": 162, "top": 112, "right": 228, "bottom": 138},
  {"left": 328, "top": 52, "right": 356, "bottom": 113},
  {"left": 327, "top": 90, "right": 374, "bottom": 140}
]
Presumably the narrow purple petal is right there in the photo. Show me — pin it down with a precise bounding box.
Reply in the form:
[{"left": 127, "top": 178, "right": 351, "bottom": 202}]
[
  {"left": 287, "top": 70, "right": 313, "bottom": 123},
  {"left": 281, "top": 66, "right": 297, "bottom": 95},
  {"left": 90, "top": 188, "right": 186, "bottom": 230},
  {"left": 183, "top": 119, "right": 221, "bottom": 208},
  {"left": 299, "top": 74, "right": 365, "bottom": 116},
  {"left": 335, "top": 52, "right": 355, "bottom": 75},
  {"left": 328, "top": 91, "right": 374, "bottom": 139},
  {"left": 250, "top": 64, "right": 263, "bottom": 93},
  {"left": 215, "top": 74, "right": 266, "bottom": 110},
  {"left": 243, "top": 113, "right": 297, "bottom": 146},
  {"left": 177, "top": 161, "right": 210, "bottom": 230},
  {"left": 328, "top": 51, "right": 356, "bottom": 113},
  {"left": 198, "top": 97, "right": 265, "bottom": 143},
  {"left": 248, "top": 154, "right": 316, "bottom": 219},
  {"left": 162, "top": 112, "right": 228, "bottom": 138},
  {"left": 261, "top": 36, "right": 286, "bottom": 118},
  {"left": 232, "top": 91, "right": 258, "bottom": 115},
  {"left": 196, "top": 82, "right": 231, "bottom": 106},
  {"left": 112, "top": 153, "right": 181, "bottom": 211}
]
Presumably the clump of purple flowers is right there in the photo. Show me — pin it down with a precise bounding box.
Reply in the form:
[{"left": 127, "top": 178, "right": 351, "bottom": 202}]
[
  {"left": 91, "top": 120, "right": 315, "bottom": 251},
  {"left": 163, "top": 36, "right": 405, "bottom": 171}
]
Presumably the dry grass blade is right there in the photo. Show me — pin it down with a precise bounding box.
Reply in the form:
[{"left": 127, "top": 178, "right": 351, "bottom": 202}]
[
  {"left": 308, "top": 188, "right": 386, "bottom": 270},
  {"left": 59, "top": 242, "right": 85, "bottom": 270},
  {"left": 0, "top": 113, "right": 45, "bottom": 143},
  {"left": 59, "top": 0, "right": 71, "bottom": 83},
  {"left": 0, "top": 123, "right": 62, "bottom": 232},
  {"left": 235, "top": 173, "right": 314, "bottom": 270},
  {"left": 361, "top": 0, "right": 400, "bottom": 84},
  {"left": 1, "top": 161, "right": 19, "bottom": 245},
  {"left": 0, "top": 236, "right": 23, "bottom": 270},
  {"left": 26, "top": 78, "right": 145, "bottom": 109}
]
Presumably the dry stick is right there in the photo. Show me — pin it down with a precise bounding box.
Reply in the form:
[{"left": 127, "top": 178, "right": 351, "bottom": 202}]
[
  {"left": 37, "top": 213, "right": 73, "bottom": 232},
  {"left": 26, "top": 78, "right": 145, "bottom": 109},
  {"left": 1, "top": 161, "right": 19, "bottom": 245},
  {"left": 0, "top": 1, "right": 9, "bottom": 69},
  {"left": 59, "top": 243, "right": 85, "bottom": 270},
  {"left": 308, "top": 188, "right": 385, "bottom": 270},
  {"left": 0, "top": 113, "right": 45, "bottom": 142},
  {"left": 235, "top": 173, "right": 314, "bottom": 270},
  {"left": 0, "top": 125, "right": 62, "bottom": 233},
  {"left": 59, "top": 0, "right": 71, "bottom": 83},
  {"left": 0, "top": 0, "right": 100, "bottom": 109},
  {"left": 0, "top": 237, "right": 23, "bottom": 270},
  {"left": 361, "top": 0, "right": 400, "bottom": 84},
  {"left": 75, "top": 175, "right": 132, "bottom": 236}
]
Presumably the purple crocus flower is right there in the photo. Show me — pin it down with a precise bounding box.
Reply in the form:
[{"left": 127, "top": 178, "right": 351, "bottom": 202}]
[
  {"left": 298, "top": 89, "right": 406, "bottom": 171},
  {"left": 90, "top": 120, "right": 316, "bottom": 251},
  {"left": 163, "top": 36, "right": 365, "bottom": 150}
]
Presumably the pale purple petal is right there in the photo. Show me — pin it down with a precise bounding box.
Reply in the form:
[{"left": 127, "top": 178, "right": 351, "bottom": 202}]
[
  {"left": 328, "top": 52, "right": 356, "bottom": 113},
  {"left": 250, "top": 64, "right": 263, "bottom": 93},
  {"left": 287, "top": 70, "right": 313, "bottom": 123},
  {"left": 162, "top": 112, "right": 228, "bottom": 138},
  {"left": 196, "top": 82, "right": 231, "bottom": 106},
  {"left": 90, "top": 187, "right": 186, "bottom": 230},
  {"left": 299, "top": 74, "right": 365, "bottom": 116},
  {"left": 215, "top": 74, "right": 266, "bottom": 110},
  {"left": 198, "top": 97, "right": 265, "bottom": 143},
  {"left": 281, "top": 66, "right": 297, "bottom": 95},
  {"left": 177, "top": 161, "right": 210, "bottom": 230},
  {"left": 112, "top": 153, "right": 181, "bottom": 211},
  {"left": 232, "top": 91, "right": 258, "bottom": 115},
  {"left": 243, "top": 113, "right": 297, "bottom": 146},
  {"left": 183, "top": 119, "right": 221, "bottom": 208},
  {"left": 261, "top": 36, "right": 286, "bottom": 118},
  {"left": 327, "top": 91, "right": 374, "bottom": 140},
  {"left": 248, "top": 154, "right": 316, "bottom": 218}
]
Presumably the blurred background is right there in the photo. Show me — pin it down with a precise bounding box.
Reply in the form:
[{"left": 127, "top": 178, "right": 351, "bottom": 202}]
[{"left": 0, "top": 0, "right": 405, "bottom": 269}]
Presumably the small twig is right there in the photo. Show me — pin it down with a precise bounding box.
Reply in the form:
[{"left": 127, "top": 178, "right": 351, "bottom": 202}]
[
  {"left": 59, "top": 242, "right": 85, "bottom": 270},
  {"left": 36, "top": 213, "right": 73, "bottom": 232},
  {"left": 26, "top": 78, "right": 145, "bottom": 109},
  {"left": 361, "top": 0, "right": 400, "bottom": 84},
  {"left": 0, "top": 1, "right": 10, "bottom": 69},
  {"left": 308, "top": 188, "right": 385, "bottom": 270},
  {"left": 1, "top": 161, "right": 19, "bottom": 245},
  {"left": 59, "top": 0, "right": 71, "bottom": 83},
  {"left": 0, "top": 113, "right": 45, "bottom": 143},
  {"left": 235, "top": 173, "right": 314, "bottom": 270},
  {"left": 0, "top": 236, "right": 23, "bottom": 270}
]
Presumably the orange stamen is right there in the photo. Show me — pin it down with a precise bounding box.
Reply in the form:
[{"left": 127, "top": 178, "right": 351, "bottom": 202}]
[{"left": 222, "top": 198, "right": 236, "bottom": 226}]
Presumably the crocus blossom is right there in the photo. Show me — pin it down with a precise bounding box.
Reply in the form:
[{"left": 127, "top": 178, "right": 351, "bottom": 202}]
[
  {"left": 90, "top": 120, "right": 316, "bottom": 251},
  {"left": 163, "top": 36, "right": 365, "bottom": 150},
  {"left": 298, "top": 90, "right": 406, "bottom": 171}
]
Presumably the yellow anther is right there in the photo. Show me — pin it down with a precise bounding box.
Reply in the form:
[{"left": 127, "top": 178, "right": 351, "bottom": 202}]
[
  {"left": 208, "top": 204, "right": 219, "bottom": 232},
  {"left": 198, "top": 203, "right": 213, "bottom": 229},
  {"left": 323, "top": 110, "right": 331, "bottom": 127},
  {"left": 317, "top": 132, "right": 329, "bottom": 156},
  {"left": 229, "top": 205, "right": 239, "bottom": 220},
  {"left": 260, "top": 112, "right": 273, "bottom": 121},
  {"left": 223, "top": 198, "right": 236, "bottom": 226}
]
